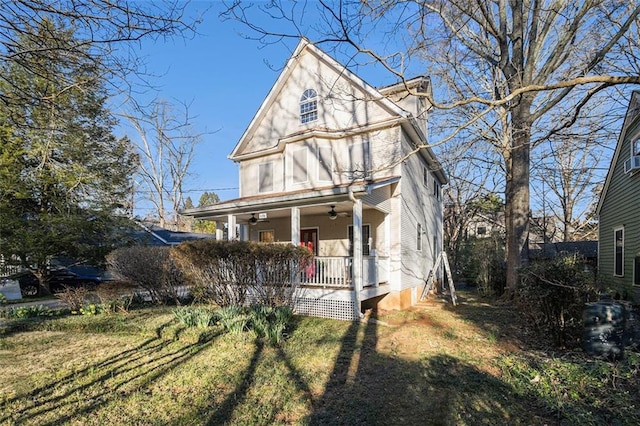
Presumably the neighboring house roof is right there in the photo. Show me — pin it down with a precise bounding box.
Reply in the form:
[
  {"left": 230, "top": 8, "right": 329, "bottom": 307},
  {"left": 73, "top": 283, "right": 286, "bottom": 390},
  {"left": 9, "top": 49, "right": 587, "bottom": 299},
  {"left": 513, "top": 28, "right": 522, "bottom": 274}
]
[
  {"left": 529, "top": 240, "right": 598, "bottom": 260},
  {"left": 228, "top": 37, "right": 447, "bottom": 185},
  {"left": 131, "top": 222, "right": 215, "bottom": 246},
  {"left": 596, "top": 90, "right": 640, "bottom": 216}
]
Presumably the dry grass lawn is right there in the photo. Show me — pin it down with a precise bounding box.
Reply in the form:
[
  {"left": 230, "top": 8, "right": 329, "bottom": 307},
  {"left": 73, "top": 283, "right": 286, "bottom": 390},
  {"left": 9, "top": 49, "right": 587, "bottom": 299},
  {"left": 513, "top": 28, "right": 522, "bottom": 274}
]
[{"left": 0, "top": 290, "right": 638, "bottom": 425}]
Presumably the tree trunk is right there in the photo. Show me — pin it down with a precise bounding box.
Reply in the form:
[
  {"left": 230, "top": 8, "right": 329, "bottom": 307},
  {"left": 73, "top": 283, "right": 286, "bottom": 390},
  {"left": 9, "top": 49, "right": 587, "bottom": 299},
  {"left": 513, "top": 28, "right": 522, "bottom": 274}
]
[{"left": 505, "top": 104, "right": 532, "bottom": 296}]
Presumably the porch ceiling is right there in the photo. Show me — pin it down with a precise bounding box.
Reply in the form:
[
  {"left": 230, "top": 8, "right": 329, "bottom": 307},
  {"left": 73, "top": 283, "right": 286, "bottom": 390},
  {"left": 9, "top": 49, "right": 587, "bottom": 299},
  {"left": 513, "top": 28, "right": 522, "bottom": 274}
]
[{"left": 182, "top": 177, "right": 398, "bottom": 222}]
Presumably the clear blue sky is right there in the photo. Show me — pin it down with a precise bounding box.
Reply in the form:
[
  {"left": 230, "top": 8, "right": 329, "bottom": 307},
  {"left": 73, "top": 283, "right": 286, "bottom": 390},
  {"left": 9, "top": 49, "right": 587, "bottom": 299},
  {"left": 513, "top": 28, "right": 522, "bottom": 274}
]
[{"left": 125, "top": 5, "right": 293, "bottom": 208}]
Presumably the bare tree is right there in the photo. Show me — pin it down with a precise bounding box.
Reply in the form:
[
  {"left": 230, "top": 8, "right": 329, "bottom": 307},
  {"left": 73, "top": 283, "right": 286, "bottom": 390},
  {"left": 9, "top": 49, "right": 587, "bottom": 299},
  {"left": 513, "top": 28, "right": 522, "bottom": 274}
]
[
  {"left": 123, "top": 99, "right": 205, "bottom": 230},
  {"left": 223, "top": 0, "right": 640, "bottom": 295}
]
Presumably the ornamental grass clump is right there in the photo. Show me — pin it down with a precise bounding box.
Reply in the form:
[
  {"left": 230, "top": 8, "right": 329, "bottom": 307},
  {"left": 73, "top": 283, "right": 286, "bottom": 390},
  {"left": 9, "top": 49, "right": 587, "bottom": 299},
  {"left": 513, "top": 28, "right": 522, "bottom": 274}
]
[{"left": 172, "top": 306, "right": 216, "bottom": 328}]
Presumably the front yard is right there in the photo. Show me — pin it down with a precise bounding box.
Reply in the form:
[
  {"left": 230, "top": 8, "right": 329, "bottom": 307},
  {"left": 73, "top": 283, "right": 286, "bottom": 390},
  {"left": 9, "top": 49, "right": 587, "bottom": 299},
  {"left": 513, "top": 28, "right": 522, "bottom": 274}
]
[{"left": 1, "top": 290, "right": 638, "bottom": 425}]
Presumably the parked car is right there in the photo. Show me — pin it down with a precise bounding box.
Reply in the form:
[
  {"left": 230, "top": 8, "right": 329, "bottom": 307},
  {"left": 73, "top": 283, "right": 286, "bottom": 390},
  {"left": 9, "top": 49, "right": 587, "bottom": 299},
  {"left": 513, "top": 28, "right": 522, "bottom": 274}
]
[{"left": 3, "top": 268, "right": 105, "bottom": 297}]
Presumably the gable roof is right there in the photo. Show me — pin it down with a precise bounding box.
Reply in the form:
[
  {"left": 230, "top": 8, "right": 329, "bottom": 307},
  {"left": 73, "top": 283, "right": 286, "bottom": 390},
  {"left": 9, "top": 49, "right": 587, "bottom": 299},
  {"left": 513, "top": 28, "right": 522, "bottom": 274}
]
[
  {"left": 596, "top": 90, "right": 640, "bottom": 216},
  {"left": 228, "top": 38, "right": 412, "bottom": 161}
]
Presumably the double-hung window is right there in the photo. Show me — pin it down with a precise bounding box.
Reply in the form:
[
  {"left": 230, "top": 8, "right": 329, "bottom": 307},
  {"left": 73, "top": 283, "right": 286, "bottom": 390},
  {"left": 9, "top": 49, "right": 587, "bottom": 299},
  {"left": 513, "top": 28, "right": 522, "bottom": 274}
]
[
  {"left": 300, "top": 89, "right": 318, "bottom": 124},
  {"left": 614, "top": 227, "right": 624, "bottom": 277},
  {"left": 348, "top": 224, "right": 371, "bottom": 256}
]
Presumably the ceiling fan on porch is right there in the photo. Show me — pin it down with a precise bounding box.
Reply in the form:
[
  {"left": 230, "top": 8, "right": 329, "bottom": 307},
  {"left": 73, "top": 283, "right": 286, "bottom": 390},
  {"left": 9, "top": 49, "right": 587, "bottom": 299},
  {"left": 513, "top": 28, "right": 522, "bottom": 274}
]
[
  {"left": 328, "top": 205, "right": 352, "bottom": 220},
  {"left": 248, "top": 213, "right": 269, "bottom": 226}
]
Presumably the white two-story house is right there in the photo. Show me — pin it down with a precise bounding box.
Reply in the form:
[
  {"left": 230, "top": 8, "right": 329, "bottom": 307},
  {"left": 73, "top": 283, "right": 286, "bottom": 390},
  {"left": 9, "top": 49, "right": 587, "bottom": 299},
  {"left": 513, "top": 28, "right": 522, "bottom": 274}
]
[{"left": 183, "top": 38, "right": 448, "bottom": 320}]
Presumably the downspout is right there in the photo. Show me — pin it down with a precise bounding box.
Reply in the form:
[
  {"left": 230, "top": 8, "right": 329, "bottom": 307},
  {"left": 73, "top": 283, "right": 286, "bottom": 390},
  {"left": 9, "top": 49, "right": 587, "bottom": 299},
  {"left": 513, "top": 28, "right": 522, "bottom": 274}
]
[{"left": 349, "top": 188, "right": 365, "bottom": 319}]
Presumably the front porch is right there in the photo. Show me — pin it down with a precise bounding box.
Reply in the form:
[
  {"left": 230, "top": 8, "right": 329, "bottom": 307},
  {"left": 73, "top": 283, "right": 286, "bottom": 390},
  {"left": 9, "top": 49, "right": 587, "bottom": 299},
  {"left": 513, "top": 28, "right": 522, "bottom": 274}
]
[
  {"left": 290, "top": 255, "right": 389, "bottom": 320},
  {"left": 183, "top": 181, "right": 399, "bottom": 320}
]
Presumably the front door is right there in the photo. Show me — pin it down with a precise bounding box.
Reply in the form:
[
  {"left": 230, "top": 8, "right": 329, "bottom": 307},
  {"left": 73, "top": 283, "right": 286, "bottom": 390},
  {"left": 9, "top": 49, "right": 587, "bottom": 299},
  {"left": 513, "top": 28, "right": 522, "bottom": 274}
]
[{"left": 300, "top": 228, "right": 318, "bottom": 255}]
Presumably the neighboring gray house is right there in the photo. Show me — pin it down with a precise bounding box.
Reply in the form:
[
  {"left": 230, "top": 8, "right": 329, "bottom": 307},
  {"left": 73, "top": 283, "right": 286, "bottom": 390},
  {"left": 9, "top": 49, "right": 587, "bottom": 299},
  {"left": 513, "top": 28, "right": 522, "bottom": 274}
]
[
  {"left": 183, "top": 38, "right": 448, "bottom": 320},
  {"left": 597, "top": 91, "right": 640, "bottom": 297}
]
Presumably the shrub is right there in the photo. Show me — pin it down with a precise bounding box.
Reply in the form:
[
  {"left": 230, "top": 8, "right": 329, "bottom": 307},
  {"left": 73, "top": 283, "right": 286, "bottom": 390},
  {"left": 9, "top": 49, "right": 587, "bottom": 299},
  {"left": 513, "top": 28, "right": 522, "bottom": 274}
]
[
  {"left": 55, "top": 285, "right": 91, "bottom": 312},
  {"left": 518, "top": 254, "right": 598, "bottom": 348},
  {"left": 172, "top": 240, "right": 313, "bottom": 308},
  {"left": 456, "top": 234, "right": 506, "bottom": 297},
  {"left": 107, "top": 246, "right": 187, "bottom": 305},
  {"left": 93, "top": 280, "right": 139, "bottom": 314},
  {"left": 0, "top": 292, "right": 6, "bottom": 306}
]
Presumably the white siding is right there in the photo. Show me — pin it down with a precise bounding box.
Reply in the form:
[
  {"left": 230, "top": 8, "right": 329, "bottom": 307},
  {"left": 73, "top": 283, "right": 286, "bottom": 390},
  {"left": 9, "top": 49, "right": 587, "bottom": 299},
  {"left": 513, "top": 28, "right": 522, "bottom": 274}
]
[{"left": 398, "top": 131, "right": 443, "bottom": 292}]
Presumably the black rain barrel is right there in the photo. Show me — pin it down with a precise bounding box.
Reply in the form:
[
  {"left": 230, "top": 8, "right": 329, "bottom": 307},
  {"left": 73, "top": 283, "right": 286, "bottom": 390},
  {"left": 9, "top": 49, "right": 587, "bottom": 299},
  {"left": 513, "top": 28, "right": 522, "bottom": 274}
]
[{"left": 582, "top": 301, "right": 625, "bottom": 359}]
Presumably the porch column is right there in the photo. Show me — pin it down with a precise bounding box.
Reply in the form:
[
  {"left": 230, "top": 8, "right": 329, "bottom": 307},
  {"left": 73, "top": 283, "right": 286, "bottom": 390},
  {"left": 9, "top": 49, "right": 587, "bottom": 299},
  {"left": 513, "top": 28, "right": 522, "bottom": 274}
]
[
  {"left": 239, "top": 224, "right": 249, "bottom": 241},
  {"left": 352, "top": 198, "right": 363, "bottom": 318},
  {"left": 291, "top": 207, "right": 300, "bottom": 246},
  {"left": 215, "top": 221, "right": 224, "bottom": 241},
  {"left": 227, "top": 214, "right": 236, "bottom": 241}
]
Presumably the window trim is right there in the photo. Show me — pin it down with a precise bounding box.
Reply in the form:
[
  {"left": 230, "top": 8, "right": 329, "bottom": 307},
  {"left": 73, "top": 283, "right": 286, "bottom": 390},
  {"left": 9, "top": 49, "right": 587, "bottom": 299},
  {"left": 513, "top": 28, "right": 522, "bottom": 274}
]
[
  {"left": 291, "top": 147, "right": 308, "bottom": 184},
  {"left": 349, "top": 140, "right": 372, "bottom": 180},
  {"left": 422, "top": 167, "right": 429, "bottom": 188},
  {"left": 348, "top": 224, "right": 371, "bottom": 256},
  {"left": 258, "top": 162, "right": 274, "bottom": 193},
  {"left": 300, "top": 89, "right": 318, "bottom": 124},
  {"left": 259, "top": 230, "right": 275, "bottom": 243},
  {"left": 318, "top": 146, "right": 333, "bottom": 182},
  {"left": 417, "top": 223, "right": 422, "bottom": 251},
  {"left": 614, "top": 226, "right": 624, "bottom": 277}
]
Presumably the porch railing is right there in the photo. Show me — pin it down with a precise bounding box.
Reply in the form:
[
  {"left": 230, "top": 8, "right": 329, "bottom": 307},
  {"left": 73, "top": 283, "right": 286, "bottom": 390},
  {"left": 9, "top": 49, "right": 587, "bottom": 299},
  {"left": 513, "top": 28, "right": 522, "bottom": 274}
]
[{"left": 301, "top": 256, "right": 390, "bottom": 288}]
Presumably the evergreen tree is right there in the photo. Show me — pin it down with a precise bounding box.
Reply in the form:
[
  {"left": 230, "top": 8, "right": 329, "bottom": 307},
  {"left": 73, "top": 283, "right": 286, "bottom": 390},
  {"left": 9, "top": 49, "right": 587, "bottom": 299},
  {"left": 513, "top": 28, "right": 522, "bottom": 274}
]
[{"left": 0, "top": 20, "right": 137, "bottom": 293}]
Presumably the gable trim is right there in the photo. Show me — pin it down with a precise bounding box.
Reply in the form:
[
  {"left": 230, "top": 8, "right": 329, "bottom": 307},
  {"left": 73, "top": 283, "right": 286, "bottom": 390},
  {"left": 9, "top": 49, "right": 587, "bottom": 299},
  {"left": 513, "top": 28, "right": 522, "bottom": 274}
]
[
  {"left": 596, "top": 90, "right": 640, "bottom": 216},
  {"left": 228, "top": 38, "right": 409, "bottom": 161}
]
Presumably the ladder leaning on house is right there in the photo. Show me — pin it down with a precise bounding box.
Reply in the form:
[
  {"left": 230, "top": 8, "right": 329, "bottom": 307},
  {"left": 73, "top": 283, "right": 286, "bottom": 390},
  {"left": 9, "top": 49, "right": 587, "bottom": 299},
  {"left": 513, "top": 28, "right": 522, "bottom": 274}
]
[{"left": 420, "top": 251, "right": 457, "bottom": 306}]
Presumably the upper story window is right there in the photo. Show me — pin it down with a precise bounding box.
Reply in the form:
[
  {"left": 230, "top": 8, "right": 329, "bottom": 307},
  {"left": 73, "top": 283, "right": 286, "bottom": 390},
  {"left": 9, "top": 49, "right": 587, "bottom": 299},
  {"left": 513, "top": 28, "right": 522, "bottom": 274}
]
[
  {"left": 633, "top": 138, "right": 640, "bottom": 156},
  {"left": 433, "top": 178, "right": 441, "bottom": 199},
  {"left": 300, "top": 89, "right": 318, "bottom": 124},
  {"left": 423, "top": 167, "right": 429, "bottom": 188}
]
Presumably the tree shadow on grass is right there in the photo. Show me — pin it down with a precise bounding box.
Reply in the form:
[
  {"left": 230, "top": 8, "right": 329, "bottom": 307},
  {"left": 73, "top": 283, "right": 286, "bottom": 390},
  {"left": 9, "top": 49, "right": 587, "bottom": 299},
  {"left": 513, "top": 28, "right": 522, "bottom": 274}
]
[
  {"left": 303, "top": 308, "right": 539, "bottom": 425},
  {"left": 1, "top": 321, "right": 222, "bottom": 425}
]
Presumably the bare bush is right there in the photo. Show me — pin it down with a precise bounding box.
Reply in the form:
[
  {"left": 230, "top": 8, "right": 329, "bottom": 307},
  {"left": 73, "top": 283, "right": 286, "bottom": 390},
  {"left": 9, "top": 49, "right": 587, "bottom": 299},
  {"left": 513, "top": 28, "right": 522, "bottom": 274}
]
[
  {"left": 172, "top": 240, "right": 313, "bottom": 308},
  {"left": 106, "top": 246, "right": 187, "bottom": 305},
  {"left": 93, "top": 280, "right": 139, "bottom": 314},
  {"left": 55, "top": 286, "right": 90, "bottom": 312}
]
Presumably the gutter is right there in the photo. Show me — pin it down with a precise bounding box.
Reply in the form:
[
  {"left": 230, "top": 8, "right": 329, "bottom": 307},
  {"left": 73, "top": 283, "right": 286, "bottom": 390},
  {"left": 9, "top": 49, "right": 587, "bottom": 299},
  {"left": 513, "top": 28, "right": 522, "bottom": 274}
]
[{"left": 349, "top": 187, "right": 365, "bottom": 320}]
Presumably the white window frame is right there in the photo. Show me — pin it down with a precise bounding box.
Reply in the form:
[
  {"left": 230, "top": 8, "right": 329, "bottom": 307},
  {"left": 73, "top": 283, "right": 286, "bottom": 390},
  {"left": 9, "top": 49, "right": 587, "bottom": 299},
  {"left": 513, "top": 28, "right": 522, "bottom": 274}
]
[
  {"left": 300, "top": 89, "right": 318, "bottom": 124},
  {"left": 422, "top": 167, "right": 429, "bottom": 188},
  {"left": 291, "top": 147, "right": 308, "bottom": 184},
  {"left": 349, "top": 141, "right": 371, "bottom": 180},
  {"left": 614, "top": 226, "right": 624, "bottom": 277},
  {"left": 318, "top": 146, "right": 333, "bottom": 182},
  {"left": 258, "top": 162, "right": 274, "bottom": 193}
]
